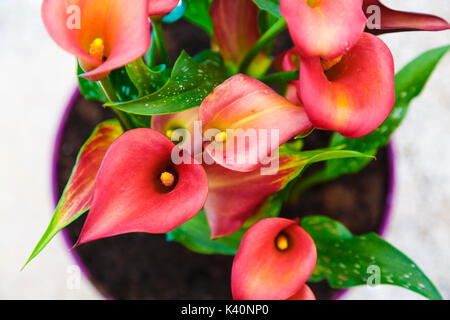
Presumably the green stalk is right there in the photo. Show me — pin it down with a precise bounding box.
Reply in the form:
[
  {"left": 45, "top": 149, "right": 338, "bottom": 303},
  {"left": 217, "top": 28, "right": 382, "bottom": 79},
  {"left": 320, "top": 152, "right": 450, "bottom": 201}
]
[
  {"left": 145, "top": 30, "right": 158, "bottom": 67},
  {"left": 151, "top": 19, "right": 170, "bottom": 66},
  {"left": 98, "top": 78, "right": 133, "bottom": 130},
  {"left": 259, "top": 70, "right": 299, "bottom": 84},
  {"left": 288, "top": 170, "right": 329, "bottom": 204},
  {"left": 239, "top": 18, "right": 287, "bottom": 73}
]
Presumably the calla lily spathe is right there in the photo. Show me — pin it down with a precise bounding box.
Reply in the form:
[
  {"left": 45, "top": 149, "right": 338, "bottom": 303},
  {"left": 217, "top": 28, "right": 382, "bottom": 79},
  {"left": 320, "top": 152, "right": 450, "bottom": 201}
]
[
  {"left": 148, "top": 0, "right": 179, "bottom": 17},
  {"left": 363, "top": 0, "right": 450, "bottom": 34},
  {"left": 298, "top": 33, "right": 395, "bottom": 138},
  {"left": 200, "top": 74, "right": 312, "bottom": 172},
  {"left": 42, "top": 0, "right": 151, "bottom": 81},
  {"left": 77, "top": 128, "right": 208, "bottom": 245},
  {"left": 210, "top": 0, "right": 271, "bottom": 75},
  {"left": 232, "top": 218, "right": 317, "bottom": 300},
  {"left": 280, "top": 0, "right": 367, "bottom": 59}
]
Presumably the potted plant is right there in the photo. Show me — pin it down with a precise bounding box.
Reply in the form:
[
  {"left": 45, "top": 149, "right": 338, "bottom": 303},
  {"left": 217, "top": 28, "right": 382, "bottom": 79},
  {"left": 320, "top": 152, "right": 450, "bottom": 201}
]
[{"left": 24, "top": 0, "right": 449, "bottom": 300}]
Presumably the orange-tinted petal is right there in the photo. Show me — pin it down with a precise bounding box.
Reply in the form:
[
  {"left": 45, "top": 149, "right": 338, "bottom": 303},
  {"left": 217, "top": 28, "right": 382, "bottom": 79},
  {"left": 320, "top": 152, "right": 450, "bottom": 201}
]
[
  {"left": 42, "top": 0, "right": 151, "bottom": 81},
  {"left": 277, "top": 48, "right": 302, "bottom": 105},
  {"left": 204, "top": 152, "right": 305, "bottom": 238},
  {"left": 288, "top": 285, "right": 316, "bottom": 300},
  {"left": 148, "top": 0, "right": 179, "bottom": 16},
  {"left": 281, "top": 0, "right": 366, "bottom": 59},
  {"left": 285, "top": 83, "right": 301, "bottom": 106},
  {"left": 298, "top": 33, "right": 395, "bottom": 138},
  {"left": 232, "top": 218, "right": 317, "bottom": 300},
  {"left": 364, "top": 0, "right": 450, "bottom": 34},
  {"left": 200, "top": 74, "right": 311, "bottom": 172},
  {"left": 77, "top": 128, "right": 208, "bottom": 245}
]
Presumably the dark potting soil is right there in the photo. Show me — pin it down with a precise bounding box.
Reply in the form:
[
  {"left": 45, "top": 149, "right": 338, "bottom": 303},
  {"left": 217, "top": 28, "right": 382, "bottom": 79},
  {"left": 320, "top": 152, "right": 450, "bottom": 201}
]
[{"left": 54, "top": 20, "right": 390, "bottom": 300}]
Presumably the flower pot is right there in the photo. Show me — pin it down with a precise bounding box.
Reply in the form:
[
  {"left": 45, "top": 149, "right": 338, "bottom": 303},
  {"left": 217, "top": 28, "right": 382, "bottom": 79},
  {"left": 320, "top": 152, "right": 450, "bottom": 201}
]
[
  {"left": 51, "top": 88, "right": 395, "bottom": 300},
  {"left": 51, "top": 19, "right": 395, "bottom": 300}
]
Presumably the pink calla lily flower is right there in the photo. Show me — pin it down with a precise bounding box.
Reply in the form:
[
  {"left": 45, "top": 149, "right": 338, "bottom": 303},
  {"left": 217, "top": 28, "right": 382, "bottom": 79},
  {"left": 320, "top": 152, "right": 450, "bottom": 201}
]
[
  {"left": 363, "top": 0, "right": 450, "bottom": 34},
  {"left": 42, "top": 0, "right": 151, "bottom": 81},
  {"left": 298, "top": 32, "right": 395, "bottom": 138},
  {"left": 148, "top": 0, "right": 179, "bottom": 17},
  {"left": 232, "top": 218, "right": 317, "bottom": 300},
  {"left": 76, "top": 128, "right": 208, "bottom": 245},
  {"left": 200, "top": 74, "right": 312, "bottom": 172},
  {"left": 280, "top": 0, "right": 367, "bottom": 59}
]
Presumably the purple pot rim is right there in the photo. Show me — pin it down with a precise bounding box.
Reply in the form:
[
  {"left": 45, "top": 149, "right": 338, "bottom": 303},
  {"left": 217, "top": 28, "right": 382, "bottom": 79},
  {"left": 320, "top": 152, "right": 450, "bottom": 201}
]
[
  {"left": 51, "top": 89, "right": 397, "bottom": 300},
  {"left": 51, "top": 88, "right": 91, "bottom": 281}
]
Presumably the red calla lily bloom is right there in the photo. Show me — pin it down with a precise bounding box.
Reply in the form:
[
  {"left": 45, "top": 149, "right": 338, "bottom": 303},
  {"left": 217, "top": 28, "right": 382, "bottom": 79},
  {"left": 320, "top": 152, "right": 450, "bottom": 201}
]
[
  {"left": 232, "top": 218, "right": 317, "bottom": 300},
  {"left": 363, "top": 0, "right": 450, "bottom": 34},
  {"left": 148, "top": 0, "right": 179, "bottom": 16},
  {"left": 210, "top": 0, "right": 270, "bottom": 74},
  {"left": 280, "top": 0, "right": 367, "bottom": 59},
  {"left": 200, "top": 74, "right": 312, "bottom": 172},
  {"left": 298, "top": 32, "right": 395, "bottom": 138},
  {"left": 42, "top": 0, "right": 151, "bottom": 81},
  {"left": 76, "top": 128, "right": 208, "bottom": 245}
]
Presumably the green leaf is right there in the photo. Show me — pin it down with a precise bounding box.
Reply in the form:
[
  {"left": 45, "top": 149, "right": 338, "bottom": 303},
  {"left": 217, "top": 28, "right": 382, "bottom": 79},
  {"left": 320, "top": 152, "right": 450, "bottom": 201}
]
[
  {"left": 125, "top": 59, "right": 169, "bottom": 97},
  {"left": 123, "top": 59, "right": 170, "bottom": 128},
  {"left": 78, "top": 61, "right": 150, "bottom": 128},
  {"left": 252, "top": 0, "right": 281, "bottom": 18},
  {"left": 23, "top": 120, "right": 123, "bottom": 268},
  {"left": 106, "top": 51, "right": 227, "bottom": 115},
  {"left": 77, "top": 63, "right": 139, "bottom": 103},
  {"left": 183, "top": 0, "right": 214, "bottom": 36},
  {"left": 302, "top": 216, "right": 443, "bottom": 300},
  {"left": 323, "top": 45, "right": 450, "bottom": 180},
  {"left": 281, "top": 146, "right": 374, "bottom": 170},
  {"left": 167, "top": 210, "right": 244, "bottom": 255},
  {"left": 108, "top": 67, "right": 139, "bottom": 102},
  {"left": 77, "top": 63, "right": 107, "bottom": 102}
]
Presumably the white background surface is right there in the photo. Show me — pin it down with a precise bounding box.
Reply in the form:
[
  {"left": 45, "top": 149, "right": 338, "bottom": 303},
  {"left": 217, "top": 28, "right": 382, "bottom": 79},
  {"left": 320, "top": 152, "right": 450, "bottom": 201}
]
[{"left": 0, "top": 0, "right": 449, "bottom": 299}]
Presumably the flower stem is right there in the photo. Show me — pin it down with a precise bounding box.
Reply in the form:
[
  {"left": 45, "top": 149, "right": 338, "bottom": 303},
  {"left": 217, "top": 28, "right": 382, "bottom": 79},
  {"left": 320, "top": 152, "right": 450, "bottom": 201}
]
[
  {"left": 98, "top": 78, "right": 133, "bottom": 131},
  {"left": 259, "top": 70, "right": 299, "bottom": 84},
  {"left": 239, "top": 18, "right": 287, "bottom": 73},
  {"left": 145, "top": 30, "right": 158, "bottom": 67},
  {"left": 151, "top": 19, "right": 170, "bottom": 67},
  {"left": 288, "top": 170, "right": 329, "bottom": 204}
]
